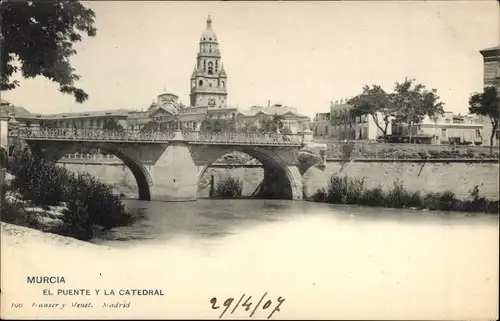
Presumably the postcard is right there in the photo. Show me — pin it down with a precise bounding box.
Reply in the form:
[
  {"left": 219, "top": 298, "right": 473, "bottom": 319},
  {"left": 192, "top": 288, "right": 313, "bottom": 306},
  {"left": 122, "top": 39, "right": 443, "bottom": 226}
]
[{"left": 1, "top": 1, "right": 499, "bottom": 319}]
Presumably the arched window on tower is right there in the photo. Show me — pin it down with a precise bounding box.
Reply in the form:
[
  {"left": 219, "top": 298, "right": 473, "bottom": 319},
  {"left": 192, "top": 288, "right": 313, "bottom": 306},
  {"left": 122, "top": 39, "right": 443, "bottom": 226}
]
[
  {"left": 203, "top": 60, "right": 206, "bottom": 72},
  {"left": 215, "top": 61, "right": 218, "bottom": 72},
  {"left": 199, "top": 80, "right": 203, "bottom": 87},
  {"left": 222, "top": 81, "right": 225, "bottom": 88},
  {"left": 208, "top": 61, "right": 213, "bottom": 75},
  {"left": 209, "top": 45, "right": 212, "bottom": 53}
]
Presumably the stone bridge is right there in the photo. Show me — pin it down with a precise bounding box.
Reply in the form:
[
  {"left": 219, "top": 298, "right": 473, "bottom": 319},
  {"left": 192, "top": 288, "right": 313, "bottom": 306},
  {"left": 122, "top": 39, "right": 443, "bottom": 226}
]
[{"left": 17, "top": 128, "right": 327, "bottom": 202}]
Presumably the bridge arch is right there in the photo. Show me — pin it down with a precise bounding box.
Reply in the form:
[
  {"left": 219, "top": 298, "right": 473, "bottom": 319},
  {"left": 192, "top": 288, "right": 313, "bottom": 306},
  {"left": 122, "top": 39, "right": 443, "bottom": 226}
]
[
  {"left": 196, "top": 146, "right": 301, "bottom": 200},
  {"left": 32, "top": 142, "right": 152, "bottom": 201}
]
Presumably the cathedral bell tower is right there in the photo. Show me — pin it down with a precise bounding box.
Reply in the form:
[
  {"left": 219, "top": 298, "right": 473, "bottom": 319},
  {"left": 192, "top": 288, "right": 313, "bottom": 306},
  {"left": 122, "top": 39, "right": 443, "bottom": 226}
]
[{"left": 190, "top": 15, "right": 228, "bottom": 108}]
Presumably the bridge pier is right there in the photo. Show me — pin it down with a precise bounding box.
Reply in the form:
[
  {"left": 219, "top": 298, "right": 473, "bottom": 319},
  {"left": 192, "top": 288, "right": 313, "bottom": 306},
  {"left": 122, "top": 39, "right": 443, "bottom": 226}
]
[{"left": 150, "top": 141, "right": 198, "bottom": 202}]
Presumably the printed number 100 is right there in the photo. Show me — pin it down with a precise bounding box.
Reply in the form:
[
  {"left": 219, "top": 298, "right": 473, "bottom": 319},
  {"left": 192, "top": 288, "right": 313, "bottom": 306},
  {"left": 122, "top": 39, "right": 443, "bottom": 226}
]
[{"left": 11, "top": 303, "right": 23, "bottom": 308}]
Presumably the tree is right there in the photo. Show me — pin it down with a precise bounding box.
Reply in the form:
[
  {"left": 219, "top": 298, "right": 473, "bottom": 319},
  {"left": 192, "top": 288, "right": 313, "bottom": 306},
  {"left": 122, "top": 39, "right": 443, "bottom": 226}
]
[
  {"left": 102, "top": 119, "right": 124, "bottom": 131},
  {"left": 199, "top": 118, "right": 237, "bottom": 133},
  {"left": 239, "top": 120, "right": 259, "bottom": 133},
  {"left": 391, "top": 78, "right": 444, "bottom": 143},
  {"left": 469, "top": 86, "right": 499, "bottom": 153},
  {"left": 348, "top": 85, "right": 396, "bottom": 139},
  {"left": 1, "top": 1, "right": 97, "bottom": 103},
  {"left": 260, "top": 114, "right": 284, "bottom": 133}
]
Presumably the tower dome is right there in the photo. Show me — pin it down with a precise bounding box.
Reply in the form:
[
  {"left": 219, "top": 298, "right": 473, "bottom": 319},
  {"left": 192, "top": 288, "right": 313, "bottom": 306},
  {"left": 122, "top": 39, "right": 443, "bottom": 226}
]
[
  {"left": 190, "top": 15, "right": 228, "bottom": 109},
  {"left": 200, "top": 15, "right": 217, "bottom": 43}
]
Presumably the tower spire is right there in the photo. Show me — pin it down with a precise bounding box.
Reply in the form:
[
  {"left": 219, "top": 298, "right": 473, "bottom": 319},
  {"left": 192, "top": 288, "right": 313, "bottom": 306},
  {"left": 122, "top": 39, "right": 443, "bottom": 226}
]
[
  {"left": 206, "top": 14, "right": 212, "bottom": 29},
  {"left": 191, "top": 64, "right": 197, "bottom": 78}
]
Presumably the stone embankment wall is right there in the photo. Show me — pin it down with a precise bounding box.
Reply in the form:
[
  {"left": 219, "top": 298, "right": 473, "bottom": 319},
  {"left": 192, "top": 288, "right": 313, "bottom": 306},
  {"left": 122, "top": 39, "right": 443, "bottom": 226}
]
[
  {"left": 303, "top": 160, "right": 499, "bottom": 200},
  {"left": 58, "top": 160, "right": 499, "bottom": 201}
]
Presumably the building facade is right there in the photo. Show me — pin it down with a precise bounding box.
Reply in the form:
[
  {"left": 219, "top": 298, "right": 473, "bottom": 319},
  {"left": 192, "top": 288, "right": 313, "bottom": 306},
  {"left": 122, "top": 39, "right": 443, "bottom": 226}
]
[
  {"left": 311, "top": 112, "right": 331, "bottom": 138},
  {"left": 395, "top": 112, "right": 484, "bottom": 145},
  {"left": 328, "top": 100, "right": 392, "bottom": 141},
  {"left": 479, "top": 45, "right": 500, "bottom": 147},
  {"left": 238, "top": 103, "right": 310, "bottom": 134},
  {"left": 480, "top": 45, "right": 500, "bottom": 88}
]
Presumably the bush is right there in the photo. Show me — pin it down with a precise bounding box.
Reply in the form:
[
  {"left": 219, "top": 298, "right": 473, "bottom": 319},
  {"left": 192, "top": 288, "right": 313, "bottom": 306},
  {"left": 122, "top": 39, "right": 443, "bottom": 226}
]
[
  {"left": 325, "top": 175, "right": 365, "bottom": 204},
  {"left": 0, "top": 186, "right": 43, "bottom": 230},
  {"left": 213, "top": 175, "right": 243, "bottom": 198},
  {"left": 0, "top": 195, "right": 27, "bottom": 225},
  {"left": 8, "top": 149, "right": 71, "bottom": 206},
  {"left": 5, "top": 148, "right": 136, "bottom": 240},
  {"left": 66, "top": 172, "right": 135, "bottom": 230},
  {"left": 311, "top": 174, "right": 499, "bottom": 215},
  {"left": 325, "top": 176, "right": 347, "bottom": 203},
  {"left": 310, "top": 188, "right": 326, "bottom": 202},
  {"left": 360, "top": 186, "right": 385, "bottom": 207},
  {"left": 385, "top": 180, "right": 409, "bottom": 208}
]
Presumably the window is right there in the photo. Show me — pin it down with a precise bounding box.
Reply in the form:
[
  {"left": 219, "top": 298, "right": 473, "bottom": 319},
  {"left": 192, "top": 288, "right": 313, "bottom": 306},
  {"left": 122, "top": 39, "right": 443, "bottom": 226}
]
[
  {"left": 215, "top": 61, "right": 218, "bottom": 72},
  {"left": 199, "top": 80, "right": 203, "bottom": 86},
  {"left": 203, "top": 60, "right": 206, "bottom": 72},
  {"left": 441, "top": 128, "right": 447, "bottom": 139},
  {"left": 208, "top": 61, "right": 213, "bottom": 74}
]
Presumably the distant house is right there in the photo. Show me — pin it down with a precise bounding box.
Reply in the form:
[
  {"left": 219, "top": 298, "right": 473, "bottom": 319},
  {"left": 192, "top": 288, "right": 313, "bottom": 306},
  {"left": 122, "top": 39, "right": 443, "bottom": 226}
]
[
  {"left": 329, "top": 100, "right": 393, "bottom": 141},
  {"left": 311, "top": 112, "right": 331, "bottom": 138},
  {"left": 238, "top": 103, "right": 310, "bottom": 134},
  {"left": 393, "top": 112, "right": 484, "bottom": 145}
]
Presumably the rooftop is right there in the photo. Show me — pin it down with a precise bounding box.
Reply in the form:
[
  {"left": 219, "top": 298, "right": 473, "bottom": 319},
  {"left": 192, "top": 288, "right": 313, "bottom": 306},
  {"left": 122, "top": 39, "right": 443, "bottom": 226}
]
[
  {"left": 0, "top": 104, "right": 33, "bottom": 118},
  {"left": 480, "top": 45, "right": 500, "bottom": 52},
  {"left": 26, "top": 109, "right": 140, "bottom": 120},
  {"left": 240, "top": 104, "right": 308, "bottom": 118}
]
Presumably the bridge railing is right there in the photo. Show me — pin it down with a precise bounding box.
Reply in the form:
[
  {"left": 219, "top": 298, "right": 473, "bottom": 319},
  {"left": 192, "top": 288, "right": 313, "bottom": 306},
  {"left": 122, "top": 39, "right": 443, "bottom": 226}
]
[
  {"left": 18, "top": 128, "right": 304, "bottom": 145},
  {"left": 19, "top": 128, "right": 176, "bottom": 142},
  {"left": 183, "top": 131, "right": 303, "bottom": 145}
]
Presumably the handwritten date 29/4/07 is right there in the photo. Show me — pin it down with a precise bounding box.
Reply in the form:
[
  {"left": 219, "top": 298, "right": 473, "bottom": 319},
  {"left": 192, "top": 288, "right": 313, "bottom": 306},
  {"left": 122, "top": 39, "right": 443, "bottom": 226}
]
[{"left": 210, "top": 292, "right": 285, "bottom": 319}]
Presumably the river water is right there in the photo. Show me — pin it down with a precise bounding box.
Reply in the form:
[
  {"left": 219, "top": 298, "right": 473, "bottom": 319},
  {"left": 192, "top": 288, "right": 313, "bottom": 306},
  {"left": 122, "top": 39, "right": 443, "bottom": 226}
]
[
  {"left": 88, "top": 199, "right": 499, "bottom": 319},
  {"left": 93, "top": 199, "right": 498, "bottom": 246}
]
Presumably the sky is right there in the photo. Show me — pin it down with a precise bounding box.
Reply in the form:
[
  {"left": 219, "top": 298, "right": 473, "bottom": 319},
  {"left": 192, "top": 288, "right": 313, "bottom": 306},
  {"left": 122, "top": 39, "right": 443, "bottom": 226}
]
[{"left": 2, "top": 0, "right": 499, "bottom": 119}]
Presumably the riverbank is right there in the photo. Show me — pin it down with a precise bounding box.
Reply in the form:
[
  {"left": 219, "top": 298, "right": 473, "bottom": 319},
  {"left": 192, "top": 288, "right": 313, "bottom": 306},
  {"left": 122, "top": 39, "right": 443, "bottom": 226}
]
[
  {"left": 0, "top": 221, "right": 107, "bottom": 249},
  {"left": 2, "top": 149, "right": 137, "bottom": 241},
  {"left": 306, "top": 174, "right": 499, "bottom": 215}
]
